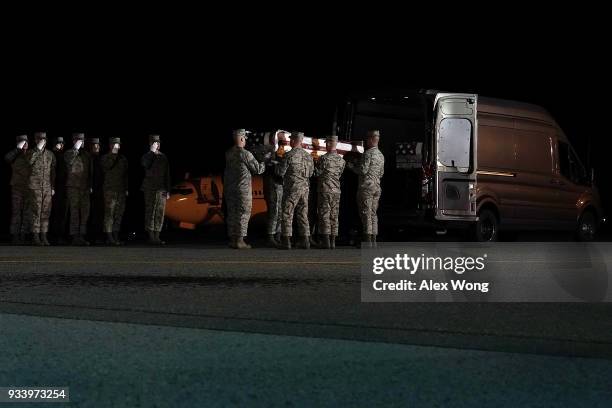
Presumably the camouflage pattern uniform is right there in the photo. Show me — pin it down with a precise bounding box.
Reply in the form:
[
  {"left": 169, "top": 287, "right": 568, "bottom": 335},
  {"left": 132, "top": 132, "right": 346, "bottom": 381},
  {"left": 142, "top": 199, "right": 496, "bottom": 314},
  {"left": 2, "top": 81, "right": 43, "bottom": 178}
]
[
  {"left": 4, "top": 136, "right": 31, "bottom": 238},
  {"left": 349, "top": 138, "right": 385, "bottom": 237},
  {"left": 277, "top": 133, "right": 314, "bottom": 240},
  {"left": 64, "top": 134, "right": 92, "bottom": 237},
  {"left": 88, "top": 138, "right": 105, "bottom": 242},
  {"left": 141, "top": 135, "right": 170, "bottom": 233},
  {"left": 101, "top": 141, "right": 128, "bottom": 234},
  {"left": 315, "top": 146, "right": 345, "bottom": 238},
  {"left": 251, "top": 143, "right": 283, "bottom": 236},
  {"left": 50, "top": 137, "right": 68, "bottom": 240},
  {"left": 26, "top": 134, "right": 56, "bottom": 236},
  {"left": 224, "top": 142, "right": 265, "bottom": 238}
]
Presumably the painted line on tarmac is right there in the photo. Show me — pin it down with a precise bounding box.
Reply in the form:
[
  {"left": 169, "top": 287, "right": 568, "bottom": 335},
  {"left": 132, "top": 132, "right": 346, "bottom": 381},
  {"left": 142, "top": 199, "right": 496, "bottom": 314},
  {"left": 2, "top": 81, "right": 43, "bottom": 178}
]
[{"left": 0, "top": 259, "right": 359, "bottom": 266}]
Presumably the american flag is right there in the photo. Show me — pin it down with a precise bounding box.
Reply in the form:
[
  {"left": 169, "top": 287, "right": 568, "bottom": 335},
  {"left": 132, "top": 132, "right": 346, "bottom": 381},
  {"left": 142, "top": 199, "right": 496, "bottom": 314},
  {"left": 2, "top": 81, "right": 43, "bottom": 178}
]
[{"left": 246, "top": 130, "right": 364, "bottom": 160}]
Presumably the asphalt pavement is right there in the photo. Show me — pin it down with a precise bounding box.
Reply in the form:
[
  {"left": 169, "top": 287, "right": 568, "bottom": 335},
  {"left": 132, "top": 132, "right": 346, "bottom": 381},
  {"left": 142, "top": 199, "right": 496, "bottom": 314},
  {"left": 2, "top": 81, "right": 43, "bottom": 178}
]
[{"left": 1, "top": 245, "right": 612, "bottom": 406}]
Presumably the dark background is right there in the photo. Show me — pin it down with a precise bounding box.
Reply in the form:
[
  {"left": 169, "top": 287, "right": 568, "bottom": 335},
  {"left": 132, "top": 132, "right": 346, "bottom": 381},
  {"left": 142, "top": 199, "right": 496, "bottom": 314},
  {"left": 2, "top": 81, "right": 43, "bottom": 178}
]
[{"left": 1, "top": 22, "right": 610, "bottom": 237}]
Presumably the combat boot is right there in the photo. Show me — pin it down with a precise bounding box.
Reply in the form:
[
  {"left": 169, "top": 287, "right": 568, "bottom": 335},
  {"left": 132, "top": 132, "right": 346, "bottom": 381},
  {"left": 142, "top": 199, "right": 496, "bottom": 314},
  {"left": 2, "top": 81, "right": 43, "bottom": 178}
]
[
  {"left": 266, "top": 234, "right": 278, "bottom": 248},
  {"left": 154, "top": 232, "right": 166, "bottom": 245},
  {"left": 330, "top": 235, "right": 336, "bottom": 250},
  {"left": 278, "top": 236, "right": 291, "bottom": 250},
  {"left": 228, "top": 236, "right": 237, "bottom": 249},
  {"left": 295, "top": 236, "right": 310, "bottom": 249},
  {"left": 105, "top": 232, "right": 117, "bottom": 246},
  {"left": 371, "top": 234, "right": 378, "bottom": 248},
  {"left": 236, "top": 237, "right": 251, "bottom": 249},
  {"left": 360, "top": 234, "right": 372, "bottom": 249},
  {"left": 319, "top": 234, "right": 331, "bottom": 249},
  {"left": 40, "top": 233, "right": 50, "bottom": 246},
  {"left": 11, "top": 234, "right": 21, "bottom": 245},
  {"left": 32, "top": 233, "right": 43, "bottom": 246},
  {"left": 72, "top": 235, "right": 89, "bottom": 246},
  {"left": 112, "top": 232, "right": 123, "bottom": 246}
]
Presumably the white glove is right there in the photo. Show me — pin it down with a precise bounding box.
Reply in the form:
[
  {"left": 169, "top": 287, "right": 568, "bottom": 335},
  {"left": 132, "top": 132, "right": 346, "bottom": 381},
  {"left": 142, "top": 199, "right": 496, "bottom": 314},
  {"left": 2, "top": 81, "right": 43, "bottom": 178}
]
[
  {"left": 17, "top": 141, "right": 26, "bottom": 149},
  {"left": 150, "top": 142, "right": 159, "bottom": 153},
  {"left": 37, "top": 140, "right": 46, "bottom": 150},
  {"left": 52, "top": 189, "right": 55, "bottom": 196},
  {"left": 264, "top": 152, "right": 272, "bottom": 160},
  {"left": 90, "top": 188, "right": 93, "bottom": 194},
  {"left": 125, "top": 191, "right": 129, "bottom": 197},
  {"left": 74, "top": 140, "right": 83, "bottom": 150},
  {"left": 112, "top": 143, "right": 120, "bottom": 154},
  {"left": 55, "top": 143, "right": 62, "bottom": 150}
]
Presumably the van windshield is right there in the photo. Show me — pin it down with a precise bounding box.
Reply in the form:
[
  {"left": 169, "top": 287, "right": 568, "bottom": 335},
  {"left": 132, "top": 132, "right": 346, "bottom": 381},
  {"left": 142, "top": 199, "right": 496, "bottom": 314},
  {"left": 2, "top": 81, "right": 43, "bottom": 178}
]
[{"left": 438, "top": 118, "right": 471, "bottom": 171}]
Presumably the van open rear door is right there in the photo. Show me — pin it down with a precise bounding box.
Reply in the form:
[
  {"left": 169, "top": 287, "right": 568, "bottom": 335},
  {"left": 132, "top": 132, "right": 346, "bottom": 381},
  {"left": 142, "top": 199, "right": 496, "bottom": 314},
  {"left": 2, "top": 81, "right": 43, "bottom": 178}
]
[{"left": 434, "top": 93, "right": 478, "bottom": 222}]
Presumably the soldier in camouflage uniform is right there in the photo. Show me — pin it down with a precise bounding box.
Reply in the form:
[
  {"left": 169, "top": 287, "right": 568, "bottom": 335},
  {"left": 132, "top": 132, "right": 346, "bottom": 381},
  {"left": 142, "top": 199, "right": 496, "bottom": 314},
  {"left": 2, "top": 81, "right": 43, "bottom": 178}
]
[
  {"left": 347, "top": 130, "right": 385, "bottom": 248},
  {"left": 26, "top": 132, "right": 56, "bottom": 246},
  {"left": 141, "top": 134, "right": 171, "bottom": 245},
  {"left": 224, "top": 129, "right": 266, "bottom": 249},
  {"left": 4, "top": 135, "right": 30, "bottom": 245},
  {"left": 314, "top": 135, "right": 345, "bottom": 249},
  {"left": 276, "top": 131, "right": 314, "bottom": 249},
  {"left": 50, "top": 136, "right": 68, "bottom": 243},
  {"left": 101, "top": 137, "right": 128, "bottom": 246},
  {"left": 250, "top": 131, "right": 284, "bottom": 247},
  {"left": 87, "top": 137, "right": 105, "bottom": 244},
  {"left": 64, "top": 132, "right": 92, "bottom": 246}
]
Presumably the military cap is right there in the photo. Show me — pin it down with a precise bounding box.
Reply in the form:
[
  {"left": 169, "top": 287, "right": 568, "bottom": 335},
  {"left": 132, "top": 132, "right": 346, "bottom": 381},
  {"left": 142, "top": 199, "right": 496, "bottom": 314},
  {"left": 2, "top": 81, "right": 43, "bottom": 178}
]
[
  {"left": 16, "top": 134, "right": 28, "bottom": 142},
  {"left": 34, "top": 131, "right": 47, "bottom": 139},
  {"left": 290, "top": 131, "right": 305, "bottom": 140},
  {"left": 326, "top": 135, "right": 338, "bottom": 143},
  {"left": 109, "top": 137, "right": 121, "bottom": 144},
  {"left": 54, "top": 136, "right": 64, "bottom": 144},
  {"left": 233, "top": 129, "right": 247, "bottom": 138},
  {"left": 88, "top": 137, "right": 100, "bottom": 144},
  {"left": 367, "top": 129, "right": 381, "bottom": 138},
  {"left": 149, "top": 134, "right": 161, "bottom": 143},
  {"left": 72, "top": 132, "right": 85, "bottom": 140}
]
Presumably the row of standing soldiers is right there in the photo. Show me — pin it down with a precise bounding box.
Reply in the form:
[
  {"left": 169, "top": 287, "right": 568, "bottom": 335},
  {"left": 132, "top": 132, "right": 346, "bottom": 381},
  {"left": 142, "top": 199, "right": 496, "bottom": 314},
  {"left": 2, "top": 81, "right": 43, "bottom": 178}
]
[
  {"left": 224, "top": 129, "right": 385, "bottom": 249},
  {"left": 5, "top": 132, "right": 170, "bottom": 246}
]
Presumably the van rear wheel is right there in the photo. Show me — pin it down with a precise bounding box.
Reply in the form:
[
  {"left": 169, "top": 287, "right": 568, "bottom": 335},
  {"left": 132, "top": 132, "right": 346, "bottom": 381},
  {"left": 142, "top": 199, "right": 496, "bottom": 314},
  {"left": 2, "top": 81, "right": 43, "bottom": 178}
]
[
  {"left": 474, "top": 209, "right": 499, "bottom": 242},
  {"left": 576, "top": 211, "right": 597, "bottom": 242}
]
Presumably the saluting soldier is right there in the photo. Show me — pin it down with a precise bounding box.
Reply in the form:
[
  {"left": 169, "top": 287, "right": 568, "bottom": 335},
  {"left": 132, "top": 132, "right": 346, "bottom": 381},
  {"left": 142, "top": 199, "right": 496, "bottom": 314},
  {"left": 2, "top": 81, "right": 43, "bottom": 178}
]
[
  {"left": 276, "top": 131, "right": 314, "bottom": 249},
  {"left": 64, "top": 132, "right": 92, "bottom": 246},
  {"left": 224, "top": 129, "right": 266, "bottom": 249},
  {"left": 141, "top": 134, "right": 170, "bottom": 245},
  {"left": 50, "top": 136, "right": 68, "bottom": 243},
  {"left": 347, "top": 130, "right": 385, "bottom": 247},
  {"left": 101, "top": 137, "right": 128, "bottom": 245},
  {"left": 87, "top": 137, "right": 105, "bottom": 244},
  {"left": 314, "top": 135, "right": 345, "bottom": 249},
  {"left": 26, "top": 132, "right": 56, "bottom": 246},
  {"left": 4, "top": 135, "right": 30, "bottom": 245}
]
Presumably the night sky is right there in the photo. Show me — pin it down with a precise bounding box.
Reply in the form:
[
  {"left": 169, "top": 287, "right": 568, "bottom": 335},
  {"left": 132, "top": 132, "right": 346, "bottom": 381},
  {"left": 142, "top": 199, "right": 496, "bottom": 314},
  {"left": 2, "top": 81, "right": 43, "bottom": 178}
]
[{"left": 2, "top": 25, "right": 609, "bottom": 235}]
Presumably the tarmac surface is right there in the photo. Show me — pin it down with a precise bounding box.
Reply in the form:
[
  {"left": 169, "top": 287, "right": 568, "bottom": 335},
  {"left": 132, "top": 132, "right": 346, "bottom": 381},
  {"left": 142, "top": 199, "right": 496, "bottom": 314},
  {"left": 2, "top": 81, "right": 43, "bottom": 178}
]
[{"left": 1, "top": 244, "right": 612, "bottom": 406}]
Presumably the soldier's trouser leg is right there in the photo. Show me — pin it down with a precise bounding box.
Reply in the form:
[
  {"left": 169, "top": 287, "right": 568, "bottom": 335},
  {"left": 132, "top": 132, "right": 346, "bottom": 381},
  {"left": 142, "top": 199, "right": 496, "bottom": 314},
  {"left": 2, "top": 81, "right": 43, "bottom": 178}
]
[
  {"left": 10, "top": 187, "right": 27, "bottom": 235},
  {"left": 239, "top": 193, "right": 252, "bottom": 237},
  {"left": 29, "top": 189, "right": 52, "bottom": 233},
  {"left": 104, "top": 192, "right": 126, "bottom": 233},
  {"left": 281, "top": 191, "right": 297, "bottom": 237},
  {"left": 67, "top": 188, "right": 87, "bottom": 236},
  {"left": 357, "top": 188, "right": 381, "bottom": 235},
  {"left": 144, "top": 190, "right": 166, "bottom": 232},
  {"left": 266, "top": 185, "right": 283, "bottom": 235},
  {"left": 295, "top": 188, "right": 310, "bottom": 237},
  {"left": 330, "top": 192, "right": 341, "bottom": 237},
  {"left": 317, "top": 193, "right": 332, "bottom": 235}
]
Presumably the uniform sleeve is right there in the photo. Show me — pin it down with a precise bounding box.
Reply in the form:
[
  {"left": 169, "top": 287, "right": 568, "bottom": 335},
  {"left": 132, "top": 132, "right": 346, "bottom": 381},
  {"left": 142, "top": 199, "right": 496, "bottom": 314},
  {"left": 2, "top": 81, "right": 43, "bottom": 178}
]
[
  {"left": 243, "top": 150, "right": 265, "bottom": 175},
  {"left": 50, "top": 152, "right": 56, "bottom": 187},
  {"left": 64, "top": 149, "right": 77, "bottom": 171},
  {"left": 141, "top": 152, "right": 155, "bottom": 169},
  {"left": 305, "top": 154, "right": 314, "bottom": 178},
  {"left": 4, "top": 149, "right": 20, "bottom": 164},
  {"left": 276, "top": 154, "right": 289, "bottom": 177},
  {"left": 314, "top": 156, "right": 324, "bottom": 177},
  {"left": 101, "top": 155, "right": 113, "bottom": 172},
  {"left": 355, "top": 151, "right": 371, "bottom": 176},
  {"left": 27, "top": 149, "right": 41, "bottom": 166}
]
